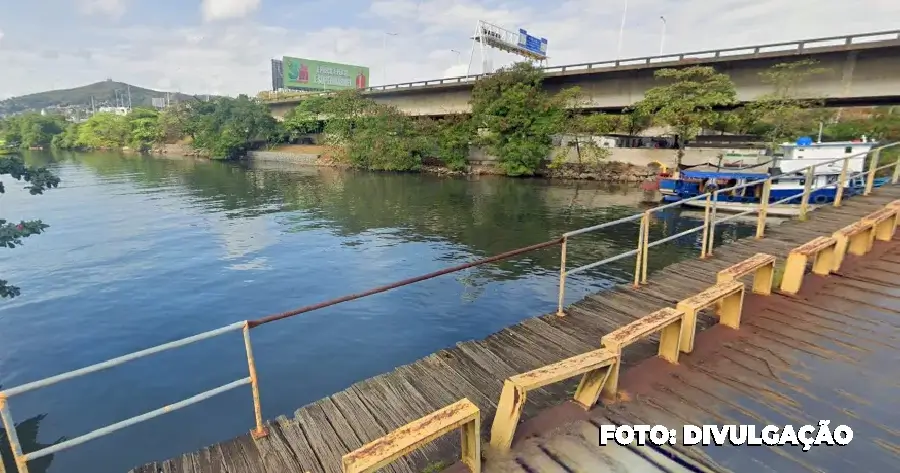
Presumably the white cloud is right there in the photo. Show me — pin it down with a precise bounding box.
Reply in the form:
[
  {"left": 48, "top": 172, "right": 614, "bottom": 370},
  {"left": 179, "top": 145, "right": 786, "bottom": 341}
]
[
  {"left": 77, "top": 0, "right": 128, "bottom": 18},
  {"left": 201, "top": 0, "right": 262, "bottom": 22},
  {"left": 2, "top": 0, "right": 900, "bottom": 99},
  {"left": 0, "top": 28, "right": 4, "bottom": 46}
]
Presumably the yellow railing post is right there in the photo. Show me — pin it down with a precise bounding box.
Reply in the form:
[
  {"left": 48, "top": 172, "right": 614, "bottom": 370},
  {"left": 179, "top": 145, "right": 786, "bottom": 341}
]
[
  {"left": 706, "top": 191, "right": 719, "bottom": 258},
  {"left": 892, "top": 150, "right": 900, "bottom": 185},
  {"left": 0, "top": 396, "right": 28, "bottom": 473},
  {"left": 865, "top": 149, "right": 880, "bottom": 195},
  {"left": 700, "top": 193, "right": 712, "bottom": 258},
  {"left": 633, "top": 215, "right": 645, "bottom": 288},
  {"left": 243, "top": 323, "right": 268, "bottom": 439},
  {"left": 799, "top": 165, "right": 815, "bottom": 221},
  {"left": 834, "top": 156, "right": 849, "bottom": 207},
  {"left": 557, "top": 237, "right": 567, "bottom": 316},
  {"left": 756, "top": 179, "right": 771, "bottom": 239},
  {"left": 640, "top": 210, "right": 651, "bottom": 284}
]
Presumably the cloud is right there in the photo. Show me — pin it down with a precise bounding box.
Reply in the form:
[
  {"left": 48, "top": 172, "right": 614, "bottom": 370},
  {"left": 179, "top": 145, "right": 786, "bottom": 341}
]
[
  {"left": 0, "top": 28, "right": 4, "bottom": 45},
  {"left": 77, "top": 0, "right": 128, "bottom": 18},
  {"left": 1, "top": 0, "right": 900, "bottom": 99},
  {"left": 201, "top": 0, "right": 262, "bottom": 22}
]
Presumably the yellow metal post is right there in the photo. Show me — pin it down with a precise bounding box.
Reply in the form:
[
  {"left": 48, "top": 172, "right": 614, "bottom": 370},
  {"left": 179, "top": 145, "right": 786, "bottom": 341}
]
[
  {"left": 557, "top": 237, "right": 567, "bottom": 316},
  {"left": 0, "top": 396, "right": 28, "bottom": 473},
  {"left": 243, "top": 323, "right": 268, "bottom": 439},
  {"left": 706, "top": 192, "right": 719, "bottom": 257},
  {"left": 834, "top": 156, "right": 849, "bottom": 207},
  {"left": 892, "top": 151, "right": 900, "bottom": 185},
  {"left": 865, "top": 149, "right": 880, "bottom": 195},
  {"left": 633, "top": 215, "right": 645, "bottom": 288},
  {"left": 640, "top": 210, "right": 651, "bottom": 284},
  {"left": 700, "top": 193, "right": 712, "bottom": 258},
  {"left": 756, "top": 179, "right": 771, "bottom": 239},
  {"left": 799, "top": 165, "right": 814, "bottom": 221}
]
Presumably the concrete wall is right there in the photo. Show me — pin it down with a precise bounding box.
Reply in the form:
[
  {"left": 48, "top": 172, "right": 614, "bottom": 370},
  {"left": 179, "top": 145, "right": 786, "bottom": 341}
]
[
  {"left": 268, "top": 42, "right": 900, "bottom": 119},
  {"left": 250, "top": 146, "right": 760, "bottom": 169},
  {"left": 248, "top": 150, "right": 319, "bottom": 164}
]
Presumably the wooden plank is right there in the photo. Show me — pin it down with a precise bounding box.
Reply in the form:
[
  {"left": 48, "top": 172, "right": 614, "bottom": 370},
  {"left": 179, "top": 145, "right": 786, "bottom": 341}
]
[
  {"left": 330, "top": 390, "right": 416, "bottom": 473},
  {"left": 193, "top": 445, "right": 227, "bottom": 473},
  {"left": 275, "top": 415, "right": 328, "bottom": 473},
  {"left": 252, "top": 420, "right": 307, "bottom": 473},
  {"left": 342, "top": 399, "right": 479, "bottom": 473},
  {"left": 350, "top": 379, "right": 440, "bottom": 465},
  {"left": 295, "top": 402, "right": 356, "bottom": 473}
]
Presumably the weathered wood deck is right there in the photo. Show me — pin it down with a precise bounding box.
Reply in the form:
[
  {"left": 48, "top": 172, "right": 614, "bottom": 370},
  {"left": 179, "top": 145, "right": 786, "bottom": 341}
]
[
  {"left": 132, "top": 184, "right": 900, "bottom": 473},
  {"left": 484, "top": 228, "right": 900, "bottom": 473}
]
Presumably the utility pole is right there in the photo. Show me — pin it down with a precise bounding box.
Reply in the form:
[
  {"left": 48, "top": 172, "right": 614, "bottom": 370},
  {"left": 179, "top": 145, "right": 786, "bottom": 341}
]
[
  {"left": 659, "top": 16, "right": 667, "bottom": 55},
  {"left": 127, "top": 84, "right": 132, "bottom": 110}
]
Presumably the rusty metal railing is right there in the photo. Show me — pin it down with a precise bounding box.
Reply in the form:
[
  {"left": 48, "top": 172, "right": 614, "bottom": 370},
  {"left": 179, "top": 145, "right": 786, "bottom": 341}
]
[
  {"left": 1, "top": 139, "right": 898, "bottom": 473},
  {"left": 556, "top": 141, "right": 900, "bottom": 315}
]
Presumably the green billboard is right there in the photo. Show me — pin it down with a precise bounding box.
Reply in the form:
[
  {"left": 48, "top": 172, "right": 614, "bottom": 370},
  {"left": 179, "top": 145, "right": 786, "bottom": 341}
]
[{"left": 282, "top": 57, "right": 370, "bottom": 91}]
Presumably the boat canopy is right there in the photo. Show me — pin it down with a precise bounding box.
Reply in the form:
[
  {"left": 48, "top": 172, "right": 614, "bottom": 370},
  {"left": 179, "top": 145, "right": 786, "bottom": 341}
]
[{"left": 681, "top": 170, "right": 769, "bottom": 180}]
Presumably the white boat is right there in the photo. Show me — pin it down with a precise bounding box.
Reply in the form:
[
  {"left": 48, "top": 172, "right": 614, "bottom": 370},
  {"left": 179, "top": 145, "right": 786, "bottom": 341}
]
[{"left": 681, "top": 199, "right": 815, "bottom": 216}]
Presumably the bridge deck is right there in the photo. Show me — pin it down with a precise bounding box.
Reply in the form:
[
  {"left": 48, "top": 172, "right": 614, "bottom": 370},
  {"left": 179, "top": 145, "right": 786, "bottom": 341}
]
[{"left": 132, "top": 185, "right": 900, "bottom": 473}]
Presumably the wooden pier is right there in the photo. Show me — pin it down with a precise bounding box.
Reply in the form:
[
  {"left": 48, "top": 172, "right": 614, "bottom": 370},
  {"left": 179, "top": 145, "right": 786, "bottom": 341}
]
[{"left": 132, "top": 185, "right": 900, "bottom": 473}]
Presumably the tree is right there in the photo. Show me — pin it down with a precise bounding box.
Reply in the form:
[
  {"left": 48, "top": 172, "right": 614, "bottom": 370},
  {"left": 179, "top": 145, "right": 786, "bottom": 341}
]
[
  {"left": 470, "top": 62, "right": 571, "bottom": 176},
  {"left": 633, "top": 66, "right": 737, "bottom": 168},
  {"left": 1, "top": 155, "right": 60, "bottom": 298},
  {"left": 744, "top": 59, "right": 830, "bottom": 150},
  {"left": 552, "top": 96, "right": 618, "bottom": 172}
]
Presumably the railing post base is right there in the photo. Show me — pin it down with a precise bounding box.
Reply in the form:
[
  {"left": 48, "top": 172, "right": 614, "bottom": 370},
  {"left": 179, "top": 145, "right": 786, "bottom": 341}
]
[{"left": 251, "top": 427, "right": 269, "bottom": 440}]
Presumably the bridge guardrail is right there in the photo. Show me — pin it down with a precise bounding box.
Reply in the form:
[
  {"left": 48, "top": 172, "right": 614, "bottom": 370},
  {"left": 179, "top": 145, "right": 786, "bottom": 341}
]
[
  {"left": 259, "top": 29, "right": 900, "bottom": 102},
  {"left": 0, "top": 138, "right": 898, "bottom": 472}
]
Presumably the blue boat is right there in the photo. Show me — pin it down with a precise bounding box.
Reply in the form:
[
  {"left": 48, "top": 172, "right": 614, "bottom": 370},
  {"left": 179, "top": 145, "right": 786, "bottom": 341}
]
[{"left": 659, "top": 138, "right": 887, "bottom": 216}]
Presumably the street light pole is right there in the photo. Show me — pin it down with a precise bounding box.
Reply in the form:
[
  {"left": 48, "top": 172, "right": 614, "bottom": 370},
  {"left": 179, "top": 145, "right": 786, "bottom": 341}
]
[
  {"left": 382, "top": 32, "right": 398, "bottom": 85},
  {"left": 616, "top": 0, "right": 628, "bottom": 59},
  {"left": 451, "top": 49, "right": 462, "bottom": 66},
  {"left": 659, "top": 16, "right": 667, "bottom": 55}
]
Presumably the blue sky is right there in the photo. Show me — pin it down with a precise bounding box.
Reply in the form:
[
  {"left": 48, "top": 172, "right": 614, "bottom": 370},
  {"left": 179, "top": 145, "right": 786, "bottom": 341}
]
[{"left": 1, "top": 0, "right": 899, "bottom": 98}]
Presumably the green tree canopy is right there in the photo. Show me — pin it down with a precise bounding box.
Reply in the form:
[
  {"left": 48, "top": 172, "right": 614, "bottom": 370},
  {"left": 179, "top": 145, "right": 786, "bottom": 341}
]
[
  {"left": 633, "top": 66, "right": 737, "bottom": 167},
  {"left": 470, "top": 62, "right": 571, "bottom": 176}
]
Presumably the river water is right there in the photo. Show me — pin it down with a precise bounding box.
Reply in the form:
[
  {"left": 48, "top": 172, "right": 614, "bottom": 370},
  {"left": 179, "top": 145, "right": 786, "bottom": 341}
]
[{"left": 0, "top": 152, "right": 754, "bottom": 473}]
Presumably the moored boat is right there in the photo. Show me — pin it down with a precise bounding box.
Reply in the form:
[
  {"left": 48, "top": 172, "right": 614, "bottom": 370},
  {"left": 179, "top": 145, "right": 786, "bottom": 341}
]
[{"left": 658, "top": 137, "right": 882, "bottom": 214}]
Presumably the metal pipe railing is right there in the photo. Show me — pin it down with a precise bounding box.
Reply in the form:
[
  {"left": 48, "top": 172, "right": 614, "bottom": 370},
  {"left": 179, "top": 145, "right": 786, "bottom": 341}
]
[{"left": 1, "top": 140, "right": 897, "bottom": 473}]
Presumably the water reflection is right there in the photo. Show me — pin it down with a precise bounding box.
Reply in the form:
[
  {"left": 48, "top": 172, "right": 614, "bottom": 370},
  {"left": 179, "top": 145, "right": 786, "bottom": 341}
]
[
  {"left": 1, "top": 152, "right": 757, "bottom": 473},
  {"left": 0, "top": 392, "right": 61, "bottom": 473}
]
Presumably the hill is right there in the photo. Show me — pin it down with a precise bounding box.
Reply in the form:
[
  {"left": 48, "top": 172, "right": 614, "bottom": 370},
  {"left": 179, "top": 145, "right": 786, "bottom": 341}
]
[{"left": 0, "top": 80, "right": 209, "bottom": 115}]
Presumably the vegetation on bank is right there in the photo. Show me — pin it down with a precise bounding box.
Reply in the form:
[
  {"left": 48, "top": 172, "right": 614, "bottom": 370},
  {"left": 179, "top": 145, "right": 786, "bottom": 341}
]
[
  {"left": 1, "top": 95, "right": 279, "bottom": 159},
  {"left": 2, "top": 60, "right": 899, "bottom": 174}
]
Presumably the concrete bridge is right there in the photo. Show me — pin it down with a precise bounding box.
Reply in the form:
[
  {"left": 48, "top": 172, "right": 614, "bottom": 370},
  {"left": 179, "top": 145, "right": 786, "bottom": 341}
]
[{"left": 266, "top": 30, "right": 900, "bottom": 119}]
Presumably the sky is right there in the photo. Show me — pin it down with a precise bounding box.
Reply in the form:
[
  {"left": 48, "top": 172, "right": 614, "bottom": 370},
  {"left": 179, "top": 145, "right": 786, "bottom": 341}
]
[{"left": 0, "top": 0, "right": 899, "bottom": 99}]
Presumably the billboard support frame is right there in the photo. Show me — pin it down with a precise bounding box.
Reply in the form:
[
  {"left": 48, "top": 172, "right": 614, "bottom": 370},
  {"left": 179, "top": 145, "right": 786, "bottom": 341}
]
[{"left": 466, "top": 20, "right": 548, "bottom": 77}]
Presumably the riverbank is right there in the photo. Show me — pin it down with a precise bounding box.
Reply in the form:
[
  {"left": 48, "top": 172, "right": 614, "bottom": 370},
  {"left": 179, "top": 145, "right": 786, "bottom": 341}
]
[{"left": 247, "top": 147, "right": 663, "bottom": 182}]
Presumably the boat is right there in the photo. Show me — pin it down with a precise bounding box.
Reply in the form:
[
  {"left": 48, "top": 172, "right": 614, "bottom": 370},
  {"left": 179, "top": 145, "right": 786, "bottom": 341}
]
[{"left": 658, "top": 137, "right": 883, "bottom": 214}]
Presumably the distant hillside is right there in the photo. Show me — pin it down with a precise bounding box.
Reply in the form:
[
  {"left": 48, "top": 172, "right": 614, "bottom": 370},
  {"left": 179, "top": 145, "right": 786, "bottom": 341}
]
[{"left": 0, "top": 81, "right": 210, "bottom": 115}]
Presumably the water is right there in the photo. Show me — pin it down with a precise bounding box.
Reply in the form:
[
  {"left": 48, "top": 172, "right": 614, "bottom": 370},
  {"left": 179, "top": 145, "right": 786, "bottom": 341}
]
[{"left": 0, "top": 152, "right": 753, "bottom": 473}]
